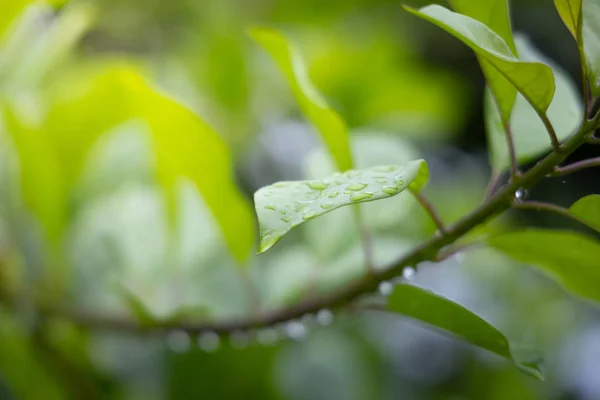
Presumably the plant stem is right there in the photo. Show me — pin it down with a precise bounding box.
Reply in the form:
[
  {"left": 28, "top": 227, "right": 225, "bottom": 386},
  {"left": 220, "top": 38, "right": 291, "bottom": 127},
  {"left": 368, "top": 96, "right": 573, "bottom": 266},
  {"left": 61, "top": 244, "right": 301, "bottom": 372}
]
[
  {"left": 411, "top": 190, "right": 446, "bottom": 234},
  {"left": 512, "top": 201, "right": 591, "bottom": 228},
  {"left": 504, "top": 124, "right": 520, "bottom": 180},
  {"left": 484, "top": 170, "right": 502, "bottom": 201},
  {"left": 551, "top": 157, "right": 600, "bottom": 176},
  {"left": 539, "top": 112, "right": 562, "bottom": 153},
  {"left": 4, "top": 119, "right": 599, "bottom": 335}
]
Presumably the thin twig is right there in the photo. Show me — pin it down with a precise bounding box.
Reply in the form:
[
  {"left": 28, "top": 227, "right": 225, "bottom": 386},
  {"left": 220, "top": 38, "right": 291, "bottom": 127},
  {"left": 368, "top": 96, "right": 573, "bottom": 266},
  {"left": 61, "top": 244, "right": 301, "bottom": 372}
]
[
  {"left": 550, "top": 157, "right": 600, "bottom": 176},
  {"left": 587, "top": 136, "right": 600, "bottom": 144},
  {"left": 539, "top": 112, "right": 563, "bottom": 153},
  {"left": 484, "top": 170, "right": 502, "bottom": 201},
  {"left": 2, "top": 117, "right": 600, "bottom": 335},
  {"left": 512, "top": 200, "right": 593, "bottom": 230},
  {"left": 411, "top": 190, "right": 446, "bottom": 234},
  {"left": 504, "top": 124, "right": 521, "bottom": 180}
]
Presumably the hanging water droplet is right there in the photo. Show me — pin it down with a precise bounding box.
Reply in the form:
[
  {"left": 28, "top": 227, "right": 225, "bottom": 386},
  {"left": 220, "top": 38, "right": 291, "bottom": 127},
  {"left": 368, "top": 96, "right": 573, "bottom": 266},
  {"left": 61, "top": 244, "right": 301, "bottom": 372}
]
[
  {"left": 198, "top": 331, "right": 220, "bottom": 352},
  {"left": 256, "top": 328, "right": 279, "bottom": 346},
  {"left": 350, "top": 192, "right": 374, "bottom": 202},
  {"left": 302, "top": 210, "right": 317, "bottom": 220},
  {"left": 514, "top": 188, "right": 528, "bottom": 202},
  {"left": 320, "top": 202, "right": 336, "bottom": 210},
  {"left": 285, "top": 321, "right": 307, "bottom": 341},
  {"left": 166, "top": 330, "right": 191, "bottom": 353},
  {"left": 402, "top": 267, "right": 416, "bottom": 280},
  {"left": 328, "top": 190, "right": 340, "bottom": 198},
  {"left": 382, "top": 186, "right": 399, "bottom": 195},
  {"left": 378, "top": 281, "right": 394, "bottom": 296},
  {"left": 307, "top": 181, "right": 328, "bottom": 190},
  {"left": 264, "top": 204, "right": 277, "bottom": 211},
  {"left": 346, "top": 183, "right": 368, "bottom": 191},
  {"left": 316, "top": 309, "right": 334, "bottom": 326},
  {"left": 229, "top": 331, "right": 250, "bottom": 349}
]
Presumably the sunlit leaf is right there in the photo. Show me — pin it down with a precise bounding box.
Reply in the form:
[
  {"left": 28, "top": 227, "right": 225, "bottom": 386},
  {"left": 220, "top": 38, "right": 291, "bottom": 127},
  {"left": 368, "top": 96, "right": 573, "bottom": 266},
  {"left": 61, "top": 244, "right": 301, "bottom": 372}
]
[
  {"left": 250, "top": 28, "right": 353, "bottom": 172},
  {"left": 404, "top": 5, "right": 555, "bottom": 122},
  {"left": 569, "top": 194, "right": 600, "bottom": 232},
  {"left": 485, "top": 36, "right": 582, "bottom": 171},
  {"left": 582, "top": 0, "right": 600, "bottom": 95},
  {"left": 0, "top": 0, "right": 35, "bottom": 42},
  {"left": 387, "top": 283, "right": 543, "bottom": 379},
  {"left": 489, "top": 229, "right": 600, "bottom": 303},
  {"left": 555, "top": 0, "right": 583, "bottom": 39},
  {"left": 255, "top": 161, "right": 427, "bottom": 253},
  {"left": 14, "top": 65, "right": 255, "bottom": 262}
]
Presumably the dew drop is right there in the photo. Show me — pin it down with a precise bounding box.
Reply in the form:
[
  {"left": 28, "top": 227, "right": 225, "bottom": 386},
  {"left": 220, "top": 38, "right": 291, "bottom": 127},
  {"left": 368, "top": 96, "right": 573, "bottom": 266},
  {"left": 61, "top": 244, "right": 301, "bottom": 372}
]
[
  {"left": 285, "top": 321, "right": 307, "bottom": 341},
  {"left": 307, "top": 181, "right": 328, "bottom": 190},
  {"left": 402, "top": 267, "right": 416, "bottom": 280},
  {"left": 328, "top": 190, "right": 340, "bottom": 198},
  {"left": 280, "top": 209, "right": 287, "bottom": 215},
  {"left": 346, "top": 183, "right": 368, "bottom": 191},
  {"left": 382, "top": 186, "right": 399, "bottom": 195},
  {"left": 295, "top": 201, "right": 311, "bottom": 212},
  {"left": 260, "top": 229, "right": 274, "bottom": 240},
  {"left": 281, "top": 216, "right": 292, "bottom": 223},
  {"left": 376, "top": 178, "right": 388, "bottom": 184},
  {"left": 302, "top": 211, "right": 317, "bottom": 220},
  {"left": 264, "top": 204, "right": 277, "bottom": 211},
  {"left": 374, "top": 165, "right": 396, "bottom": 172},
  {"left": 166, "top": 330, "right": 191, "bottom": 353},
  {"left": 350, "top": 192, "right": 374, "bottom": 202},
  {"left": 345, "top": 171, "right": 360, "bottom": 179},
  {"left": 256, "top": 328, "right": 279, "bottom": 346},
  {"left": 316, "top": 309, "right": 334, "bottom": 326},
  {"left": 198, "top": 331, "right": 220, "bottom": 352},
  {"left": 274, "top": 182, "right": 286, "bottom": 188},
  {"left": 320, "top": 202, "right": 336, "bottom": 210},
  {"left": 229, "top": 331, "right": 250, "bottom": 349},
  {"left": 378, "top": 281, "right": 394, "bottom": 296}
]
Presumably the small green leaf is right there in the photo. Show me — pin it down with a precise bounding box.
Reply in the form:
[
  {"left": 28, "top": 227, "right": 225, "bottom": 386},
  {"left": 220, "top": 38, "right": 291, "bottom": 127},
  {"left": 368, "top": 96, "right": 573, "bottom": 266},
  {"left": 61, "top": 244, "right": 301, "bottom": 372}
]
[
  {"left": 404, "top": 5, "right": 555, "bottom": 122},
  {"left": 116, "top": 284, "right": 157, "bottom": 328},
  {"left": 582, "top": 0, "right": 600, "bottom": 95},
  {"left": 570, "top": 194, "right": 600, "bottom": 232},
  {"left": 485, "top": 35, "right": 582, "bottom": 171},
  {"left": 255, "top": 160, "right": 428, "bottom": 253},
  {"left": 250, "top": 28, "right": 353, "bottom": 172},
  {"left": 387, "top": 283, "right": 543, "bottom": 379},
  {"left": 555, "top": 0, "right": 583, "bottom": 39},
  {"left": 0, "top": 0, "right": 35, "bottom": 42},
  {"left": 489, "top": 229, "right": 600, "bottom": 303}
]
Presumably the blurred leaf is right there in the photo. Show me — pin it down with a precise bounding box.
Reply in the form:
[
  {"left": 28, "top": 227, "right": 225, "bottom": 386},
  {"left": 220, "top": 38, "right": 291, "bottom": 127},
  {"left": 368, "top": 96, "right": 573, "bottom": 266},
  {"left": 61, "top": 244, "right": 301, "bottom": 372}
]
[
  {"left": 447, "top": 0, "right": 517, "bottom": 124},
  {"left": 569, "top": 194, "right": 600, "bottom": 232},
  {"left": 404, "top": 5, "right": 555, "bottom": 123},
  {"left": 489, "top": 229, "right": 600, "bottom": 303},
  {"left": 0, "top": 0, "right": 35, "bottom": 42},
  {"left": 116, "top": 284, "right": 156, "bottom": 328},
  {"left": 387, "top": 283, "right": 543, "bottom": 379},
  {"left": 485, "top": 35, "right": 582, "bottom": 171},
  {"left": 250, "top": 28, "right": 353, "bottom": 172},
  {"left": 555, "top": 0, "right": 582, "bottom": 39},
  {"left": 38, "top": 65, "right": 256, "bottom": 262},
  {"left": 255, "top": 161, "right": 428, "bottom": 253},
  {"left": 583, "top": 0, "right": 600, "bottom": 95},
  {"left": 1, "top": 103, "right": 66, "bottom": 242},
  {"left": 0, "top": 309, "right": 67, "bottom": 399}
]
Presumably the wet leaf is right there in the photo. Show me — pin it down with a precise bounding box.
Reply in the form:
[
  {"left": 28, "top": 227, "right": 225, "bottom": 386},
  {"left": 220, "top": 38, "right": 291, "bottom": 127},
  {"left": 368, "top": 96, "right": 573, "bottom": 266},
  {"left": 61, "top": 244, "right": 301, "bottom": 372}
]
[
  {"left": 569, "top": 194, "right": 600, "bottom": 232},
  {"left": 250, "top": 28, "right": 353, "bottom": 172},
  {"left": 485, "top": 35, "right": 582, "bottom": 171},
  {"left": 255, "top": 160, "right": 428, "bottom": 253},
  {"left": 404, "top": 5, "right": 555, "bottom": 122},
  {"left": 489, "top": 229, "right": 600, "bottom": 303},
  {"left": 387, "top": 283, "right": 543, "bottom": 379}
]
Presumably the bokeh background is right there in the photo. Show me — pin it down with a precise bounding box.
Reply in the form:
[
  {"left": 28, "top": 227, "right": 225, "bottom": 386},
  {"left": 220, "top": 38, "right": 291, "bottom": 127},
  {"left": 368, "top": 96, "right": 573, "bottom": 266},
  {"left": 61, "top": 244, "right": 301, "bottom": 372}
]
[{"left": 1, "top": 0, "right": 599, "bottom": 399}]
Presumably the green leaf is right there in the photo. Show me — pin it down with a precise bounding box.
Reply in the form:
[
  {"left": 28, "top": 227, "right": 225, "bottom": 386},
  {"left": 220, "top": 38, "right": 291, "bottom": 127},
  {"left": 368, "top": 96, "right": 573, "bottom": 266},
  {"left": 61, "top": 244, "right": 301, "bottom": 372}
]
[
  {"left": 255, "top": 160, "right": 428, "bottom": 253},
  {"left": 387, "top": 283, "right": 543, "bottom": 379},
  {"left": 555, "top": 0, "right": 583, "bottom": 39},
  {"left": 404, "top": 5, "right": 555, "bottom": 123},
  {"left": 11, "top": 65, "right": 255, "bottom": 262},
  {"left": 569, "top": 194, "right": 600, "bottom": 232},
  {"left": 485, "top": 35, "right": 583, "bottom": 171},
  {"left": 250, "top": 28, "right": 353, "bottom": 172},
  {"left": 0, "top": 0, "right": 35, "bottom": 43},
  {"left": 489, "top": 229, "right": 600, "bottom": 303},
  {"left": 582, "top": 0, "right": 600, "bottom": 95}
]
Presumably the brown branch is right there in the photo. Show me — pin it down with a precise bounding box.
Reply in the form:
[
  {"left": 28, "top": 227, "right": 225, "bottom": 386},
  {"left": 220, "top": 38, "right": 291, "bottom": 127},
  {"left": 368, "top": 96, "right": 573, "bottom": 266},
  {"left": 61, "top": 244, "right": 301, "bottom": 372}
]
[
  {"left": 504, "top": 124, "right": 521, "bottom": 180},
  {"left": 411, "top": 190, "right": 446, "bottom": 234},
  {"left": 512, "top": 201, "right": 592, "bottom": 229},
  {"left": 3, "top": 117, "right": 599, "bottom": 335},
  {"left": 550, "top": 157, "right": 600, "bottom": 176}
]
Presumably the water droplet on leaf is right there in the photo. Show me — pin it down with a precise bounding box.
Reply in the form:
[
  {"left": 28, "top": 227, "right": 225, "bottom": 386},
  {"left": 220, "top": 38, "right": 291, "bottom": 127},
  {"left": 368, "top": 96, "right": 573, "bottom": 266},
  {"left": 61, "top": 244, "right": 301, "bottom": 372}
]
[
  {"left": 307, "top": 181, "right": 328, "bottom": 190},
  {"left": 374, "top": 165, "right": 396, "bottom": 172},
  {"left": 264, "top": 204, "right": 277, "bottom": 211},
  {"left": 376, "top": 178, "right": 388, "bottom": 184},
  {"left": 328, "top": 190, "right": 340, "bottom": 198},
  {"left": 346, "top": 183, "right": 368, "bottom": 191},
  {"left": 382, "top": 186, "right": 399, "bottom": 195},
  {"left": 281, "top": 216, "right": 292, "bottom": 223},
  {"left": 320, "top": 202, "right": 335, "bottom": 210},
  {"left": 302, "top": 211, "right": 317, "bottom": 220},
  {"left": 350, "top": 192, "right": 374, "bottom": 202}
]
